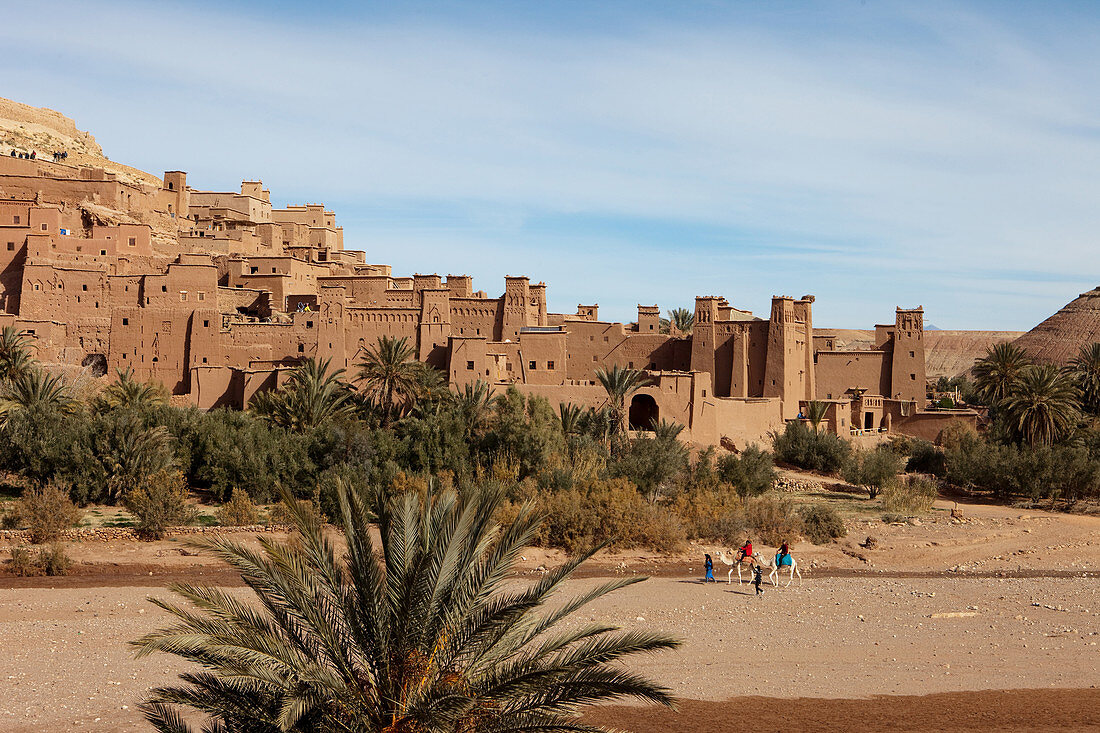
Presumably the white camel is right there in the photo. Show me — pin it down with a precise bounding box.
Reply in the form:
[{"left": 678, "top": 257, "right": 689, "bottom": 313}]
[
  {"left": 768, "top": 552, "right": 802, "bottom": 587},
  {"left": 716, "top": 549, "right": 759, "bottom": 584}
]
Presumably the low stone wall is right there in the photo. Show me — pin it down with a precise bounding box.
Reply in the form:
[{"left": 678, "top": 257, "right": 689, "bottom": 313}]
[
  {"left": 774, "top": 477, "right": 825, "bottom": 493},
  {"left": 0, "top": 524, "right": 293, "bottom": 544}
]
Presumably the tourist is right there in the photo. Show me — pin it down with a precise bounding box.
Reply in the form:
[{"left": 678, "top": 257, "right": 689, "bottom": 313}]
[
  {"left": 753, "top": 565, "right": 764, "bottom": 595},
  {"left": 777, "top": 540, "right": 790, "bottom": 567},
  {"left": 737, "top": 538, "right": 753, "bottom": 563},
  {"left": 704, "top": 553, "right": 715, "bottom": 583}
]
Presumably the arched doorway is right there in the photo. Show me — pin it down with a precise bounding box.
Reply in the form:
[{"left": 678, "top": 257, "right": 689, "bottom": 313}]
[{"left": 628, "top": 394, "right": 659, "bottom": 431}]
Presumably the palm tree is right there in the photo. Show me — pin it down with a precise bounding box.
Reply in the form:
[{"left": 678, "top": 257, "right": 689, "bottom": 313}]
[
  {"left": 652, "top": 418, "right": 685, "bottom": 441},
  {"left": 132, "top": 481, "right": 679, "bottom": 732},
  {"left": 98, "top": 414, "right": 176, "bottom": 500},
  {"left": 595, "top": 365, "right": 649, "bottom": 436},
  {"left": 661, "top": 308, "right": 694, "bottom": 335},
  {"left": 356, "top": 335, "right": 420, "bottom": 427},
  {"left": 95, "top": 367, "right": 168, "bottom": 412},
  {"left": 453, "top": 380, "right": 498, "bottom": 438},
  {"left": 804, "top": 400, "right": 829, "bottom": 431},
  {"left": 0, "top": 325, "right": 34, "bottom": 382},
  {"left": 0, "top": 367, "right": 77, "bottom": 426},
  {"left": 1069, "top": 342, "right": 1100, "bottom": 415},
  {"left": 1002, "top": 364, "right": 1080, "bottom": 446},
  {"left": 972, "top": 342, "right": 1031, "bottom": 406},
  {"left": 559, "top": 402, "right": 583, "bottom": 435}
]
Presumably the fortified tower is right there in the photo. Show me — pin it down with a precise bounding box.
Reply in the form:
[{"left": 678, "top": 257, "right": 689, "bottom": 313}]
[
  {"left": 690, "top": 296, "right": 720, "bottom": 375},
  {"left": 890, "top": 307, "right": 924, "bottom": 402},
  {"left": 501, "top": 276, "right": 530, "bottom": 341}
]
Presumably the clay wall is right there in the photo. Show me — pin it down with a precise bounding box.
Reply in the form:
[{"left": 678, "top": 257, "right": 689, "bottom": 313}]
[{"left": 815, "top": 350, "right": 889, "bottom": 400}]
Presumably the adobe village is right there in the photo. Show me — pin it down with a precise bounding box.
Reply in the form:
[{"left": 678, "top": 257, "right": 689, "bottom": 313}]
[{"left": 0, "top": 97, "right": 1098, "bottom": 733}]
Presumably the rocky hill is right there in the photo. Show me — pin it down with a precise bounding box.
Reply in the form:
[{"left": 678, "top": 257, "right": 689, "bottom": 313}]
[
  {"left": 1013, "top": 287, "right": 1100, "bottom": 365},
  {"left": 816, "top": 328, "right": 1022, "bottom": 378},
  {"left": 0, "top": 96, "right": 161, "bottom": 188}
]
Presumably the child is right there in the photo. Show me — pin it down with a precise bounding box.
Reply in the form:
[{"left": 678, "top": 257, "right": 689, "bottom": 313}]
[
  {"left": 753, "top": 565, "right": 764, "bottom": 595},
  {"left": 704, "top": 553, "right": 715, "bottom": 583}
]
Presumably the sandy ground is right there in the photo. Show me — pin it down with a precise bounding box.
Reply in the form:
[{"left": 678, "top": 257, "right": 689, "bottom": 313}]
[
  {"left": 1, "top": 497, "right": 1098, "bottom": 731},
  {"left": 1, "top": 575, "right": 1097, "bottom": 732}
]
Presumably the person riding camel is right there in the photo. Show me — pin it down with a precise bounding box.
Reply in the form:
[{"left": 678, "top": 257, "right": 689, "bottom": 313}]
[
  {"left": 737, "top": 539, "right": 753, "bottom": 564},
  {"left": 776, "top": 540, "right": 791, "bottom": 568}
]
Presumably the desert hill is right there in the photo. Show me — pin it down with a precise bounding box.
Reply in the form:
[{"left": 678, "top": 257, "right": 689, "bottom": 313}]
[
  {"left": 816, "top": 328, "right": 1023, "bottom": 378},
  {"left": 1013, "top": 286, "right": 1100, "bottom": 365},
  {"left": 0, "top": 97, "right": 161, "bottom": 188}
]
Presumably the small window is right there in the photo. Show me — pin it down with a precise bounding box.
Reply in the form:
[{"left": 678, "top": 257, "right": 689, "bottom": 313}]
[
  {"left": 6, "top": 242, "right": 12, "bottom": 251},
  {"left": 628, "top": 361, "right": 634, "bottom": 368},
  {"left": 250, "top": 266, "right": 258, "bottom": 274},
  {"left": 592, "top": 355, "right": 597, "bottom": 362},
  {"left": 297, "top": 344, "right": 304, "bottom": 353},
  {"left": 82, "top": 284, "right": 88, "bottom": 291},
  {"left": 26, "top": 329, "right": 34, "bottom": 335},
  {"left": 306, "top": 321, "right": 314, "bottom": 329},
  {"left": 529, "top": 361, "right": 537, "bottom": 370},
  {"left": 466, "top": 360, "right": 474, "bottom": 370},
  {"left": 161, "top": 285, "right": 167, "bottom": 292},
  {"left": 271, "top": 267, "right": 277, "bottom": 273},
  {"left": 202, "top": 357, "right": 208, "bottom": 363},
  {"left": 909, "top": 351, "right": 915, "bottom": 358},
  {"left": 122, "top": 318, "right": 129, "bottom": 325},
  {"left": 13, "top": 216, "right": 19, "bottom": 224},
  {"left": 197, "top": 291, "right": 205, "bottom": 301},
  {"left": 910, "top": 373, "right": 916, "bottom": 380},
  {"left": 40, "top": 223, "right": 47, "bottom": 231},
  {"left": 128, "top": 237, "right": 136, "bottom": 246},
  {"left": 180, "top": 292, "right": 187, "bottom": 301},
  {"left": 547, "top": 360, "right": 555, "bottom": 370},
  {"left": 100, "top": 250, "right": 107, "bottom": 256},
  {"left": 33, "top": 283, "right": 39, "bottom": 291},
  {"left": 603, "top": 336, "right": 609, "bottom": 342},
  {"left": 203, "top": 320, "right": 210, "bottom": 328}
]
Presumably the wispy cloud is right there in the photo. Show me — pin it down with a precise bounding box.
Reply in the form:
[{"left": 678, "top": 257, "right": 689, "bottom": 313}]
[{"left": 1, "top": 0, "right": 1098, "bottom": 329}]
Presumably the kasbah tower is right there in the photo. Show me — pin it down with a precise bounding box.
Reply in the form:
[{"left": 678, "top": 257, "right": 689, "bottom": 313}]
[{"left": 0, "top": 116, "right": 967, "bottom": 449}]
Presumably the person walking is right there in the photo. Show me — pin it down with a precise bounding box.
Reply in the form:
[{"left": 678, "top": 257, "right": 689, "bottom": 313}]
[
  {"left": 752, "top": 565, "right": 764, "bottom": 595},
  {"left": 704, "top": 553, "right": 715, "bottom": 583}
]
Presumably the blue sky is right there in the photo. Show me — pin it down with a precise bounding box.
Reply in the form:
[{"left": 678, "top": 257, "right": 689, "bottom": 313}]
[{"left": 3, "top": 0, "right": 1099, "bottom": 330}]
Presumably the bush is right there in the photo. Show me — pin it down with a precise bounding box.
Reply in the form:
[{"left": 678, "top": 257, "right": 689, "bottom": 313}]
[
  {"left": 15, "top": 484, "right": 83, "bottom": 543},
  {"left": 843, "top": 447, "right": 906, "bottom": 499},
  {"left": 8, "top": 546, "right": 38, "bottom": 576},
  {"left": 799, "top": 504, "right": 847, "bottom": 544},
  {"left": 670, "top": 484, "right": 744, "bottom": 542},
  {"left": 215, "top": 487, "right": 260, "bottom": 526},
  {"left": 7, "top": 543, "right": 70, "bottom": 576},
  {"left": 906, "top": 440, "right": 946, "bottom": 476},
  {"left": 123, "top": 470, "right": 197, "bottom": 540},
  {"left": 743, "top": 496, "right": 802, "bottom": 546},
  {"left": 536, "top": 478, "right": 685, "bottom": 553},
  {"left": 771, "top": 421, "right": 851, "bottom": 473},
  {"left": 609, "top": 435, "right": 689, "bottom": 501},
  {"left": 716, "top": 445, "right": 777, "bottom": 496},
  {"left": 881, "top": 475, "right": 939, "bottom": 514}
]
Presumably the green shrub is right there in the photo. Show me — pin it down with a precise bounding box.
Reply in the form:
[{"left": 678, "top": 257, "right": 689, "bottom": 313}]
[
  {"left": 881, "top": 475, "right": 939, "bottom": 514},
  {"left": 670, "top": 484, "right": 744, "bottom": 542},
  {"left": 743, "top": 496, "right": 802, "bottom": 546},
  {"left": 716, "top": 445, "right": 777, "bottom": 496},
  {"left": 123, "top": 470, "right": 197, "bottom": 540},
  {"left": 906, "top": 440, "right": 946, "bottom": 476},
  {"left": 15, "top": 484, "right": 83, "bottom": 543},
  {"left": 7, "top": 543, "right": 70, "bottom": 576},
  {"left": 37, "top": 542, "right": 71, "bottom": 576},
  {"left": 8, "top": 546, "right": 38, "bottom": 576},
  {"left": 214, "top": 487, "right": 260, "bottom": 526},
  {"left": 799, "top": 504, "right": 847, "bottom": 544},
  {"left": 771, "top": 421, "right": 851, "bottom": 473},
  {"left": 843, "top": 447, "right": 906, "bottom": 499},
  {"left": 609, "top": 435, "right": 689, "bottom": 501}
]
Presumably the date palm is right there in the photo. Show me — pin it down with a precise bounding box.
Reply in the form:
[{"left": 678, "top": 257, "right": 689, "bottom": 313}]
[
  {"left": 0, "top": 367, "right": 77, "bottom": 427},
  {"left": 558, "top": 402, "right": 583, "bottom": 436},
  {"left": 972, "top": 342, "right": 1031, "bottom": 406},
  {"left": 804, "top": 400, "right": 829, "bottom": 431},
  {"left": 95, "top": 367, "right": 168, "bottom": 412},
  {"left": 258, "top": 357, "right": 355, "bottom": 431},
  {"left": 1002, "top": 364, "right": 1080, "bottom": 446},
  {"left": 595, "top": 365, "right": 649, "bottom": 436},
  {"left": 1069, "top": 342, "right": 1100, "bottom": 415},
  {"left": 357, "top": 335, "right": 420, "bottom": 427},
  {"left": 133, "top": 481, "right": 679, "bottom": 732},
  {"left": 453, "top": 380, "right": 498, "bottom": 438},
  {"left": 0, "top": 325, "right": 34, "bottom": 382}
]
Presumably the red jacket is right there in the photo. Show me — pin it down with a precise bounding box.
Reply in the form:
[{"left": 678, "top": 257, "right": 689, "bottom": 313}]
[{"left": 740, "top": 542, "right": 752, "bottom": 557}]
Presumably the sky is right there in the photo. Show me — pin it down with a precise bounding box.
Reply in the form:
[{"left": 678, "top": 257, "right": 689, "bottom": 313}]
[{"left": 2, "top": 0, "right": 1099, "bottom": 330}]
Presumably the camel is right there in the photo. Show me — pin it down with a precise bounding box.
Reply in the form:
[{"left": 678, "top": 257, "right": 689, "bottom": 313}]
[
  {"left": 716, "top": 549, "right": 758, "bottom": 584},
  {"left": 767, "top": 552, "right": 802, "bottom": 587}
]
